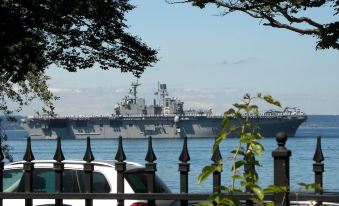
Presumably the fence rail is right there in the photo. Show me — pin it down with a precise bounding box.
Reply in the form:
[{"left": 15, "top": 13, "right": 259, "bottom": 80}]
[{"left": 0, "top": 133, "right": 336, "bottom": 206}]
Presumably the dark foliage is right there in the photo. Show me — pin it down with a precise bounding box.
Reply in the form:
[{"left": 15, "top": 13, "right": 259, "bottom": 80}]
[
  {"left": 0, "top": 120, "right": 13, "bottom": 162},
  {"left": 0, "top": 0, "right": 158, "bottom": 114}
]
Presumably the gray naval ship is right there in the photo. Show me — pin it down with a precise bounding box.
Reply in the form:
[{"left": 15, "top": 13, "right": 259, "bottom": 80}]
[{"left": 21, "top": 81, "right": 307, "bottom": 139}]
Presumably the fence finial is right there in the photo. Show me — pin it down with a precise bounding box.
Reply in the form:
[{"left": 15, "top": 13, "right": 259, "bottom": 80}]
[
  {"left": 53, "top": 136, "right": 65, "bottom": 162},
  {"left": 179, "top": 136, "right": 190, "bottom": 162},
  {"left": 313, "top": 136, "right": 324, "bottom": 163},
  {"left": 211, "top": 143, "right": 222, "bottom": 163},
  {"left": 23, "top": 136, "right": 35, "bottom": 162},
  {"left": 145, "top": 136, "right": 157, "bottom": 162},
  {"left": 276, "top": 132, "right": 287, "bottom": 148},
  {"left": 83, "top": 136, "right": 95, "bottom": 162},
  {"left": 115, "top": 136, "right": 126, "bottom": 162}
]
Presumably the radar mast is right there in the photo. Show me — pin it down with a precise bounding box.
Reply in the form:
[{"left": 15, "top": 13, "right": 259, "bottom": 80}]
[
  {"left": 130, "top": 79, "right": 140, "bottom": 104},
  {"left": 155, "top": 82, "right": 168, "bottom": 107}
]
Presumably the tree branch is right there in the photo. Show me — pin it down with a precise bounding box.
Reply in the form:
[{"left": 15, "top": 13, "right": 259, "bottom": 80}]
[{"left": 274, "top": 5, "right": 323, "bottom": 28}]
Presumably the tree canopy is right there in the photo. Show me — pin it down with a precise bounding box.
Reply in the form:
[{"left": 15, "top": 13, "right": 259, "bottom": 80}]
[
  {"left": 0, "top": 0, "right": 158, "bottom": 115},
  {"left": 173, "top": 0, "right": 339, "bottom": 50}
]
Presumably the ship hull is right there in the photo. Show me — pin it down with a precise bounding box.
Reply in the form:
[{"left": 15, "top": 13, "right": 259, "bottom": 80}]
[{"left": 20, "top": 115, "right": 307, "bottom": 139}]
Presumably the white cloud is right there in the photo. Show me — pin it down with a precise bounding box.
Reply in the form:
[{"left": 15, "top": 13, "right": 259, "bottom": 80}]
[
  {"left": 46, "top": 86, "right": 231, "bottom": 115},
  {"left": 49, "top": 88, "right": 70, "bottom": 93}
]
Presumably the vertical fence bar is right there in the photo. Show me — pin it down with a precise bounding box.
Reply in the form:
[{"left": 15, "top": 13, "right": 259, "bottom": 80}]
[
  {"left": 115, "top": 136, "right": 126, "bottom": 206},
  {"left": 179, "top": 136, "right": 190, "bottom": 206},
  {"left": 0, "top": 139, "right": 4, "bottom": 206},
  {"left": 272, "top": 132, "right": 291, "bottom": 206},
  {"left": 211, "top": 142, "right": 222, "bottom": 206},
  {"left": 244, "top": 155, "right": 254, "bottom": 206},
  {"left": 53, "top": 137, "right": 65, "bottom": 206},
  {"left": 145, "top": 136, "right": 157, "bottom": 206},
  {"left": 313, "top": 136, "right": 324, "bottom": 206},
  {"left": 83, "top": 137, "right": 95, "bottom": 206},
  {"left": 211, "top": 143, "right": 222, "bottom": 194},
  {"left": 23, "top": 137, "right": 35, "bottom": 206}
]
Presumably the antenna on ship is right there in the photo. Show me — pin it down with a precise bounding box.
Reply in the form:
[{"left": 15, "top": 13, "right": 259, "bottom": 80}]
[{"left": 130, "top": 79, "right": 140, "bottom": 104}]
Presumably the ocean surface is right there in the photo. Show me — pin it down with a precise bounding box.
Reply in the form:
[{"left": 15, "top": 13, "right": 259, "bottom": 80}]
[{"left": 3, "top": 115, "right": 339, "bottom": 193}]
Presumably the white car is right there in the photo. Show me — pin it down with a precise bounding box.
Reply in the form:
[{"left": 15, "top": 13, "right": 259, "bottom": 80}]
[{"left": 3, "top": 160, "right": 176, "bottom": 206}]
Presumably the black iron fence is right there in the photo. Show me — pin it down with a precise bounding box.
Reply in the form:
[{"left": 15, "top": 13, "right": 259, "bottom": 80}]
[{"left": 0, "top": 133, "right": 338, "bottom": 206}]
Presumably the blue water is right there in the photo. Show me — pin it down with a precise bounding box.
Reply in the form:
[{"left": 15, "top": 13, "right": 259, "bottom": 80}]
[{"left": 4, "top": 126, "right": 339, "bottom": 194}]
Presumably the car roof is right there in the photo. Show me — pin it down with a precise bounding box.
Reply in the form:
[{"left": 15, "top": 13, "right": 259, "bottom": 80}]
[{"left": 5, "top": 160, "right": 145, "bottom": 171}]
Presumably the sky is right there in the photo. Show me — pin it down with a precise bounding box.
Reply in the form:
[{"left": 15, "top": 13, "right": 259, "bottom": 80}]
[{"left": 18, "top": 1, "right": 339, "bottom": 115}]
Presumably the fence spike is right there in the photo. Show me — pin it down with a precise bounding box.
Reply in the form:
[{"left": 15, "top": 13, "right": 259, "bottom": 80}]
[
  {"left": 53, "top": 136, "right": 65, "bottom": 162},
  {"left": 23, "top": 136, "right": 35, "bottom": 162},
  {"left": 179, "top": 136, "right": 190, "bottom": 162},
  {"left": 115, "top": 136, "right": 126, "bottom": 162},
  {"left": 0, "top": 138, "right": 4, "bottom": 161},
  {"left": 83, "top": 136, "right": 95, "bottom": 162},
  {"left": 313, "top": 136, "right": 324, "bottom": 163},
  {"left": 211, "top": 144, "right": 222, "bottom": 163},
  {"left": 145, "top": 136, "right": 157, "bottom": 163},
  {"left": 276, "top": 132, "right": 287, "bottom": 148}
]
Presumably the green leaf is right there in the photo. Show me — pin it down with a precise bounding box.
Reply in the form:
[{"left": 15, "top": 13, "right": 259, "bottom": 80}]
[
  {"left": 240, "top": 133, "right": 253, "bottom": 144},
  {"left": 264, "top": 185, "right": 288, "bottom": 193},
  {"left": 208, "top": 193, "right": 223, "bottom": 204},
  {"left": 233, "top": 160, "right": 245, "bottom": 170},
  {"left": 216, "top": 164, "right": 223, "bottom": 172},
  {"left": 249, "top": 105, "right": 259, "bottom": 113},
  {"left": 252, "top": 186, "right": 264, "bottom": 200},
  {"left": 219, "top": 198, "right": 237, "bottom": 206},
  {"left": 249, "top": 104, "right": 259, "bottom": 110},
  {"left": 232, "top": 174, "right": 244, "bottom": 179},
  {"left": 230, "top": 149, "right": 245, "bottom": 156},
  {"left": 233, "top": 103, "right": 248, "bottom": 110},
  {"left": 234, "top": 112, "right": 243, "bottom": 119},
  {"left": 253, "top": 160, "right": 262, "bottom": 167},
  {"left": 251, "top": 132, "right": 262, "bottom": 139},
  {"left": 225, "top": 108, "right": 236, "bottom": 116},
  {"left": 262, "top": 95, "right": 281, "bottom": 107},
  {"left": 214, "top": 131, "right": 227, "bottom": 150},
  {"left": 196, "top": 202, "right": 214, "bottom": 206},
  {"left": 240, "top": 181, "right": 248, "bottom": 187},
  {"left": 250, "top": 142, "right": 264, "bottom": 156},
  {"left": 198, "top": 165, "right": 216, "bottom": 184},
  {"left": 221, "top": 185, "right": 230, "bottom": 192},
  {"left": 221, "top": 117, "right": 231, "bottom": 128},
  {"left": 264, "top": 202, "right": 275, "bottom": 206},
  {"left": 244, "top": 170, "right": 259, "bottom": 183},
  {"left": 226, "top": 125, "right": 238, "bottom": 132},
  {"left": 232, "top": 189, "right": 244, "bottom": 193},
  {"left": 298, "top": 183, "right": 322, "bottom": 192}
]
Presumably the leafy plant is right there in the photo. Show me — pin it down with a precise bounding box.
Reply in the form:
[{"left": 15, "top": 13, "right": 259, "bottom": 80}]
[
  {"left": 0, "top": 118, "right": 13, "bottom": 162},
  {"left": 197, "top": 93, "right": 285, "bottom": 206},
  {"left": 298, "top": 183, "right": 322, "bottom": 193}
]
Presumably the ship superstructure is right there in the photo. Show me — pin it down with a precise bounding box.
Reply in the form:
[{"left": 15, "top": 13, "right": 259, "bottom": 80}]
[{"left": 21, "top": 81, "right": 307, "bottom": 139}]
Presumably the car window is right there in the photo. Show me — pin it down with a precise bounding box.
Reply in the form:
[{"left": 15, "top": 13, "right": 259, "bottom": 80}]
[
  {"left": 3, "top": 169, "right": 23, "bottom": 192},
  {"left": 4, "top": 168, "right": 79, "bottom": 193},
  {"left": 4, "top": 168, "right": 110, "bottom": 193},
  {"left": 77, "top": 170, "right": 111, "bottom": 193},
  {"left": 125, "top": 172, "right": 170, "bottom": 193}
]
